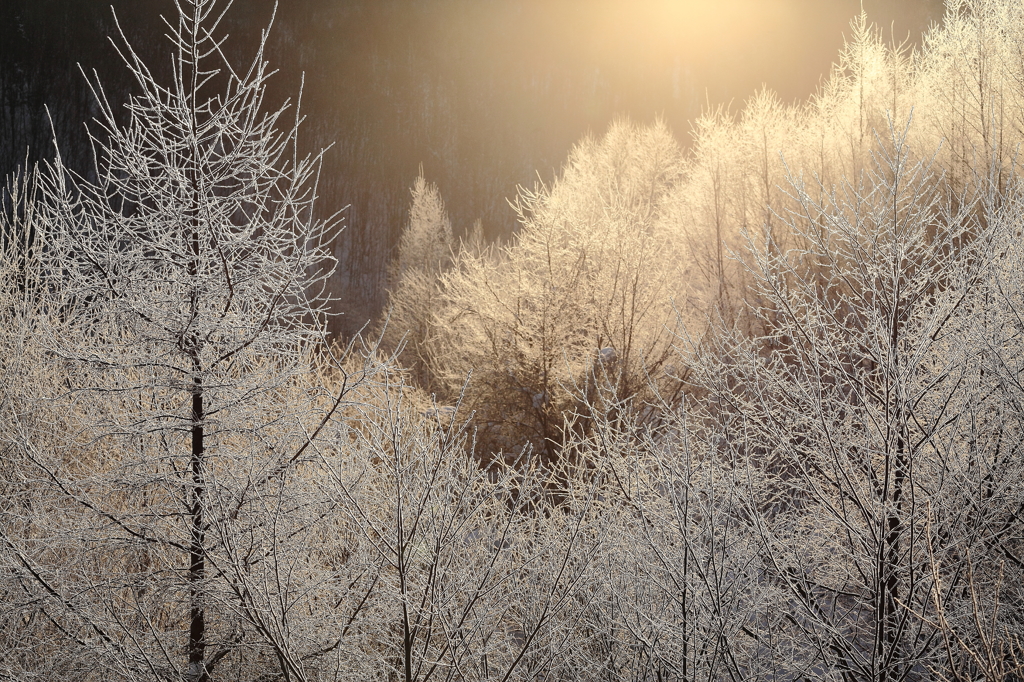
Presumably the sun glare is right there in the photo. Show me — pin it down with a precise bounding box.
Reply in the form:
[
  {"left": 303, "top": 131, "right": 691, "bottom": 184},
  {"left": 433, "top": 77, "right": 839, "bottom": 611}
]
[
  {"left": 586, "top": 0, "right": 789, "bottom": 58},
  {"left": 488, "top": 0, "right": 931, "bottom": 111}
]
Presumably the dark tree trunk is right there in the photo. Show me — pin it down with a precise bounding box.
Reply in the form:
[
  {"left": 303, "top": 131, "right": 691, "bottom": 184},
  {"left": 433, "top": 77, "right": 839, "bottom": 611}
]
[{"left": 189, "top": 372, "right": 208, "bottom": 682}]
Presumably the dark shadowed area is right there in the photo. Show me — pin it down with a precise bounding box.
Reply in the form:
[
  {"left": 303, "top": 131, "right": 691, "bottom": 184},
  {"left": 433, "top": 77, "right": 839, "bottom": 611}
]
[{"left": 0, "top": 0, "right": 943, "bottom": 334}]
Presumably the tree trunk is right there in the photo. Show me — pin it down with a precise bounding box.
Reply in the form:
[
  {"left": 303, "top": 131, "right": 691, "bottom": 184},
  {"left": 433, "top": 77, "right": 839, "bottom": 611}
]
[{"left": 188, "top": 371, "right": 208, "bottom": 682}]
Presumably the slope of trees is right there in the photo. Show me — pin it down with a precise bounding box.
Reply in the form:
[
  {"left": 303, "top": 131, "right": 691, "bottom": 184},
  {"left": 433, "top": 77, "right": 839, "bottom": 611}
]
[
  {"left": 3, "top": 0, "right": 1024, "bottom": 680},
  {"left": 421, "top": 120, "right": 689, "bottom": 462},
  {"left": 5, "top": 1, "right": 940, "bottom": 338}
]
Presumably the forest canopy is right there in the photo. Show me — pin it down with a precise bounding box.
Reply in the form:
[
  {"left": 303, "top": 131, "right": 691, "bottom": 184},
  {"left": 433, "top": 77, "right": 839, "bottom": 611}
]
[{"left": 3, "top": 1, "right": 1024, "bottom": 681}]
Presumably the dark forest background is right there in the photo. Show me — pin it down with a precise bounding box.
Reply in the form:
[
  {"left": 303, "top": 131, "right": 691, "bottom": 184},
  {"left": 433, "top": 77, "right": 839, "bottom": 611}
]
[{"left": 0, "top": 0, "right": 942, "bottom": 335}]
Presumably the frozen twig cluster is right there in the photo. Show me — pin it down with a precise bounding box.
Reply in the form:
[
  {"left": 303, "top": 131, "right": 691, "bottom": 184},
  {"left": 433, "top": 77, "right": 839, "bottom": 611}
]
[{"left": 3, "top": 1, "right": 1024, "bottom": 681}]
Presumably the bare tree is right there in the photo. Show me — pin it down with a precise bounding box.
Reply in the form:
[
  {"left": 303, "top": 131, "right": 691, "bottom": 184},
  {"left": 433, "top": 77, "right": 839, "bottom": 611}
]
[
  {"left": 322, "top": 374, "right": 602, "bottom": 682},
  {"left": 431, "top": 120, "right": 688, "bottom": 462},
  {"left": 680, "top": 116, "right": 1024, "bottom": 681},
  {"left": 0, "top": 1, "right": 380, "bottom": 679},
  {"left": 557, "top": 381, "right": 779, "bottom": 682}
]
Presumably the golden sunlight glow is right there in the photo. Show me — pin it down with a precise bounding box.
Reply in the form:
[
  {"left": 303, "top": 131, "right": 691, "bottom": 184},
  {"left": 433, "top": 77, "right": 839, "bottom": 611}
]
[{"left": 475, "top": 0, "right": 935, "bottom": 109}]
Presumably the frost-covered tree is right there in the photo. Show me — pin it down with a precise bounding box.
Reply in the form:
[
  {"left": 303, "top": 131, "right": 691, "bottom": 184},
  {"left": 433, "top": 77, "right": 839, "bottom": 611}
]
[
  {"left": 929, "top": 184, "right": 1024, "bottom": 682},
  {"left": 379, "top": 172, "right": 454, "bottom": 393},
  {"left": 556, "top": 387, "right": 777, "bottom": 682},
  {"left": 323, "top": 377, "right": 602, "bottom": 682},
  {"left": 431, "top": 120, "right": 689, "bottom": 462},
  {"left": 0, "top": 1, "right": 380, "bottom": 680},
  {"left": 683, "top": 118, "right": 1024, "bottom": 681},
  {"left": 395, "top": 172, "right": 454, "bottom": 279},
  {"left": 664, "top": 0, "right": 1024, "bottom": 336}
]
